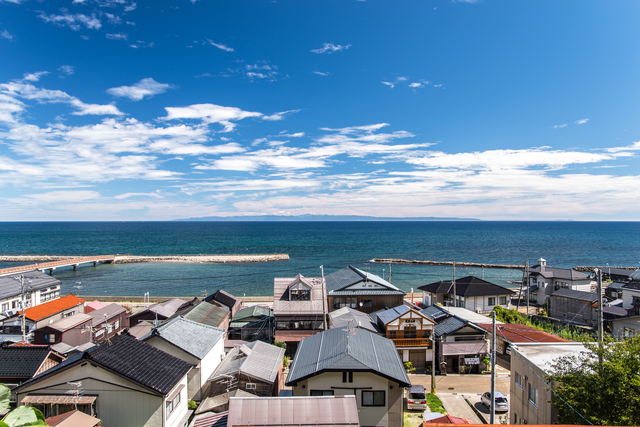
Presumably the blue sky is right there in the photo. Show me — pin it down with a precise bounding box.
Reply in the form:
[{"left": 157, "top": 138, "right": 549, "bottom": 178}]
[{"left": 1, "top": 0, "right": 639, "bottom": 221}]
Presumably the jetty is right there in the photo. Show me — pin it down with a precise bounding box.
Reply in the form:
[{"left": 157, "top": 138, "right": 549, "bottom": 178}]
[
  {"left": 374, "top": 258, "right": 524, "bottom": 269},
  {"left": 0, "top": 253, "right": 290, "bottom": 276}
]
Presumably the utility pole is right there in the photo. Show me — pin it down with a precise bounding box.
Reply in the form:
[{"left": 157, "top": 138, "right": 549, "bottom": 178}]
[
  {"left": 525, "top": 260, "right": 530, "bottom": 315},
  {"left": 517, "top": 262, "right": 526, "bottom": 311},
  {"left": 320, "top": 265, "right": 327, "bottom": 331},
  {"left": 388, "top": 262, "right": 391, "bottom": 282},
  {"left": 490, "top": 311, "right": 496, "bottom": 424},
  {"left": 596, "top": 269, "right": 603, "bottom": 346},
  {"left": 11, "top": 275, "right": 27, "bottom": 342},
  {"left": 452, "top": 262, "right": 456, "bottom": 307},
  {"left": 431, "top": 336, "right": 436, "bottom": 394}
]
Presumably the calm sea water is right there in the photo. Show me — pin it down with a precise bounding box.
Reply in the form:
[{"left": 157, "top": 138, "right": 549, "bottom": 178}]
[{"left": 1, "top": 221, "right": 638, "bottom": 297}]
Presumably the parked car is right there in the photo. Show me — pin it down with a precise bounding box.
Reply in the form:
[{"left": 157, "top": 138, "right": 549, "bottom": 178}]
[
  {"left": 481, "top": 391, "right": 509, "bottom": 412},
  {"left": 407, "top": 385, "right": 427, "bottom": 410}
]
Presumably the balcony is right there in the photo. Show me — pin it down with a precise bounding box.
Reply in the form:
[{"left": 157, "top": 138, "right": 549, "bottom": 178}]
[{"left": 392, "top": 338, "right": 431, "bottom": 348}]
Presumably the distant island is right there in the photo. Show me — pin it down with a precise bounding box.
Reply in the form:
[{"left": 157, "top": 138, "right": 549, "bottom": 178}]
[{"left": 175, "top": 214, "right": 480, "bottom": 221}]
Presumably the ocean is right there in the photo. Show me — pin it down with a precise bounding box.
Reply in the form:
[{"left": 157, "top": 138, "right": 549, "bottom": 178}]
[{"left": 1, "top": 221, "right": 638, "bottom": 298}]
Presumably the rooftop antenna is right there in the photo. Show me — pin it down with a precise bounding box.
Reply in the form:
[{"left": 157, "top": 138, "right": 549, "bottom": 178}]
[
  {"left": 66, "top": 381, "right": 84, "bottom": 410},
  {"left": 74, "top": 282, "right": 82, "bottom": 295}
]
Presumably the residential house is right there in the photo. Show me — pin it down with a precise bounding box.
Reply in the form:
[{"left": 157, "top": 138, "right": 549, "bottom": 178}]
[
  {"left": 286, "top": 328, "right": 411, "bottom": 427},
  {"left": 621, "top": 281, "right": 640, "bottom": 316},
  {"left": 228, "top": 305, "right": 273, "bottom": 342},
  {"left": 0, "top": 270, "right": 62, "bottom": 316},
  {"left": 602, "top": 267, "right": 636, "bottom": 282},
  {"left": 476, "top": 323, "right": 569, "bottom": 356},
  {"left": 422, "top": 306, "right": 489, "bottom": 374},
  {"left": 376, "top": 305, "right": 435, "bottom": 369},
  {"left": 604, "top": 281, "right": 626, "bottom": 300},
  {"left": 45, "top": 410, "right": 101, "bottom": 427},
  {"left": 273, "top": 274, "right": 325, "bottom": 356},
  {"left": 207, "top": 340, "right": 284, "bottom": 397},
  {"left": 526, "top": 259, "right": 592, "bottom": 306},
  {"left": 128, "top": 298, "right": 189, "bottom": 327},
  {"left": 509, "top": 343, "right": 587, "bottom": 425},
  {"left": 167, "top": 301, "right": 230, "bottom": 331},
  {"left": 328, "top": 306, "right": 382, "bottom": 334},
  {"left": 547, "top": 289, "right": 598, "bottom": 327},
  {"left": 32, "top": 313, "right": 93, "bottom": 347},
  {"left": 14, "top": 332, "right": 193, "bottom": 427},
  {"left": 128, "top": 321, "right": 154, "bottom": 339},
  {"left": 0, "top": 294, "right": 85, "bottom": 343},
  {"left": 204, "top": 290, "right": 242, "bottom": 317},
  {"left": 325, "top": 265, "right": 406, "bottom": 314},
  {"left": 608, "top": 280, "right": 640, "bottom": 337},
  {"left": 0, "top": 342, "right": 65, "bottom": 385},
  {"left": 142, "top": 317, "right": 226, "bottom": 400},
  {"left": 418, "top": 276, "right": 515, "bottom": 312},
  {"left": 87, "top": 303, "right": 129, "bottom": 343},
  {"left": 226, "top": 395, "right": 361, "bottom": 427}
]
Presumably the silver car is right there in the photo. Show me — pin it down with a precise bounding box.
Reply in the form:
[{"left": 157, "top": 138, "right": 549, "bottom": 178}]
[
  {"left": 481, "top": 391, "right": 509, "bottom": 412},
  {"left": 407, "top": 385, "right": 427, "bottom": 410}
]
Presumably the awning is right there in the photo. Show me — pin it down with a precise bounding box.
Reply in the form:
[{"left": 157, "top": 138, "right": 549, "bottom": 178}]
[
  {"left": 22, "top": 395, "right": 97, "bottom": 405},
  {"left": 442, "top": 340, "right": 488, "bottom": 356}
]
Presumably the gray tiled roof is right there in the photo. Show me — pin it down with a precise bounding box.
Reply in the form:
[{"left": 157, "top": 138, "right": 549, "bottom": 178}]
[
  {"left": 622, "top": 281, "right": 640, "bottom": 291},
  {"left": 142, "top": 317, "right": 225, "bottom": 360},
  {"left": 529, "top": 264, "right": 590, "bottom": 281},
  {"left": 0, "top": 270, "right": 61, "bottom": 301},
  {"left": 0, "top": 345, "right": 51, "bottom": 378},
  {"left": 418, "top": 276, "right": 515, "bottom": 297},
  {"left": 376, "top": 305, "right": 411, "bottom": 326},
  {"left": 210, "top": 340, "right": 284, "bottom": 384},
  {"left": 433, "top": 316, "right": 468, "bottom": 337},
  {"left": 325, "top": 265, "right": 406, "bottom": 296},
  {"left": 87, "top": 303, "right": 126, "bottom": 327},
  {"left": 420, "top": 305, "right": 448, "bottom": 321},
  {"left": 286, "top": 327, "right": 410, "bottom": 387}
]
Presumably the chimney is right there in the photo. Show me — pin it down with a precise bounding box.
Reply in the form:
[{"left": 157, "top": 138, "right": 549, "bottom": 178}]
[{"left": 538, "top": 258, "right": 546, "bottom": 273}]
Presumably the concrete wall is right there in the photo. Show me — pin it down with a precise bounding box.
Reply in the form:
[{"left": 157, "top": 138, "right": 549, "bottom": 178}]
[
  {"left": 144, "top": 335, "right": 202, "bottom": 400},
  {"left": 292, "top": 371, "right": 402, "bottom": 427},
  {"left": 509, "top": 352, "right": 557, "bottom": 425}
]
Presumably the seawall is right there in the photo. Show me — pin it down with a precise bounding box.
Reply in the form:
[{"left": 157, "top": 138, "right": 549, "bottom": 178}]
[{"left": 0, "top": 254, "right": 290, "bottom": 264}]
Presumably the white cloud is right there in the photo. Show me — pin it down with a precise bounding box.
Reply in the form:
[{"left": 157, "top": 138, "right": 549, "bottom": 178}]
[
  {"left": 381, "top": 81, "right": 395, "bottom": 88},
  {"left": 575, "top": 118, "right": 589, "bottom": 125},
  {"left": 22, "top": 72, "right": 49, "bottom": 82},
  {"left": 129, "top": 40, "right": 154, "bottom": 49},
  {"left": 162, "top": 103, "right": 262, "bottom": 132},
  {"left": 262, "top": 109, "right": 301, "bottom": 121},
  {"left": 553, "top": 124, "right": 567, "bottom": 129},
  {"left": 115, "top": 191, "right": 161, "bottom": 200},
  {"left": 606, "top": 141, "right": 640, "bottom": 153},
  {"left": 106, "top": 33, "right": 128, "bottom": 40},
  {"left": 69, "top": 99, "right": 125, "bottom": 116},
  {"left": 311, "top": 43, "right": 351, "bottom": 54},
  {"left": 1, "top": 29, "right": 14, "bottom": 41},
  {"left": 38, "top": 12, "right": 102, "bottom": 31},
  {"left": 19, "top": 191, "right": 101, "bottom": 204},
  {"left": 104, "top": 13, "right": 122, "bottom": 25},
  {"left": 58, "top": 65, "right": 75, "bottom": 76},
  {"left": 107, "top": 78, "right": 172, "bottom": 101},
  {"left": 124, "top": 2, "right": 136, "bottom": 11},
  {"left": 313, "top": 71, "right": 331, "bottom": 76},
  {"left": 409, "top": 82, "right": 421, "bottom": 88},
  {"left": 207, "top": 39, "right": 234, "bottom": 52}
]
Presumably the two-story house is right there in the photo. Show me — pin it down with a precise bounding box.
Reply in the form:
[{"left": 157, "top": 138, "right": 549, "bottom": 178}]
[
  {"left": 273, "top": 274, "right": 325, "bottom": 356},
  {"left": 325, "top": 265, "right": 406, "bottom": 314},
  {"left": 375, "top": 304, "right": 435, "bottom": 370},
  {"left": 608, "top": 281, "right": 640, "bottom": 337},
  {"left": 14, "top": 333, "right": 193, "bottom": 427},
  {"left": 419, "top": 276, "right": 515, "bottom": 312},
  {"left": 526, "top": 258, "right": 592, "bottom": 306},
  {"left": 286, "top": 328, "right": 410, "bottom": 427},
  {"left": 0, "top": 270, "right": 62, "bottom": 317}
]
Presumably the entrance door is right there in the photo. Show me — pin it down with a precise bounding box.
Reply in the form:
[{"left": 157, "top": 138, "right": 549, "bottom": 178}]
[{"left": 409, "top": 350, "right": 426, "bottom": 368}]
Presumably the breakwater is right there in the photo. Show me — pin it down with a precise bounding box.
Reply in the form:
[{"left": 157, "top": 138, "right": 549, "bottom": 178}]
[
  {"left": 374, "top": 258, "right": 524, "bottom": 270},
  {"left": 0, "top": 254, "right": 290, "bottom": 264}
]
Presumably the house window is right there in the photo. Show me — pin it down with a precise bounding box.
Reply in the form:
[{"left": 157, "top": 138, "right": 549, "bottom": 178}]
[
  {"left": 404, "top": 324, "right": 417, "bottom": 339},
  {"left": 12, "top": 301, "right": 17, "bottom": 309},
  {"left": 342, "top": 372, "right": 353, "bottom": 383},
  {"left": 290, "top": 282, "right": 311, "bottom": 301},
  {"left": 362, "top": 391, "right": 385, "bottom": 406},
  {"left": 499, "top": 296, "right": 507, "bottom": 305},
  {"left": 115, "top": 320, "right": 120, "bottom": 330},
  {"left": 173, "top": 390, "right": 181, "bottom": 407},
  {"left": 1, "top": 303, "right": 8, "bottom": 312},
  {"left": 623, "top": 328, "right": 635, "bottom": 337},
  {"left": 488, "top": 297, "right": 496, "bottom": 306},
  {"left": 333, "top": 297, "right": 357, "bottom": 309},
  {"left": 531, "top": 277, "right": 537, "bottom": 284},
  {"left": 528, "top": 383, "right": 538, "bottom": 407},
  {"left": 361, "top": 300, "right": 373, "bottom": 308},
  {"left": 310, "top": 390, "right": 334, "bottom": 396},
  {"left": 45, "top": 334, "right": 56, "bottom": 343},
  {"left": 389, "top": 331, "right": 396, "bottom": 339},
  {"left": 246, "top": 383, "right": 256, "bottom": 390},
  {"left": 515, "top": 371, "right": 522, "bottom": 388},
  {"left": 166, "top": 400, "right": 173, "bottom": 419}
]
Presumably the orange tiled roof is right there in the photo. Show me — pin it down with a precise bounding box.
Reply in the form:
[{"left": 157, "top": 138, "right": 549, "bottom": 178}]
[{"left": 21, "top": 294, "right": 86, "bottom": 322}]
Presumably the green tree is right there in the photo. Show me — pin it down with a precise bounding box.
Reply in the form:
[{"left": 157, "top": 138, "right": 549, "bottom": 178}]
[
  {"left": 0, "top": 384, "right": 48, "bottom": 427},
  {"left": 547, "top": 336, "right": 640, "bottom": 426}
]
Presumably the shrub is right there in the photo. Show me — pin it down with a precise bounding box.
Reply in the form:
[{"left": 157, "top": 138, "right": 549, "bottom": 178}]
[
  {"left": 273, "top": 340, "right": 287, "bottom": 350},
  {"left": 188, "top": 400, "right": 197, "bottom": 410}
]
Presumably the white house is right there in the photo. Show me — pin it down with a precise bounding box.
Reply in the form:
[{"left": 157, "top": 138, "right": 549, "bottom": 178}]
[
  {"left": 526, "top": 259, "right": 592, "bottom": 306},
  {"left": 418, "top": 276, "right": 515, "bottom": 313},
  {"left": 142, "top": 317, "right": 226, "bottom": 400}
]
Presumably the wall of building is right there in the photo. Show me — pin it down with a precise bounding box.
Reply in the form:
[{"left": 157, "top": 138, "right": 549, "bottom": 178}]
[
  {"left": 327, "top": 295, "right": 404, "bottom": 314},
  {"left": 16, "top": 362, "right": 165, "bottom": 427},
  {"left": 548, "top": 296, "right": 596, "bottom": 326},
  {"left": 293, "top": 371, "right": 400, "bottom": 427},
  {"left": 510, "top": 352, "right": 557, "bottom": 425},
  {"left": 165, "top": 376, "right": 189, "bottom": 427}
]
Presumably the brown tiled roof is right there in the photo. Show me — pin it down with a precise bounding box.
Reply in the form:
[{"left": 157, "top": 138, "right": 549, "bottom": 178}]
[{"left": 21, "top": 294, "right": 85, "bottom": 322}]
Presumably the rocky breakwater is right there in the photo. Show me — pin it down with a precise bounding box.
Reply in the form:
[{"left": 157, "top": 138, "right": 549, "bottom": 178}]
[
  {"left": 114, "top": 254, "right": 289, "bottom": 263},
  {"left": 374, "top": 258, "right": 525, "bottom": 270},
  {"left": 0, "top": 255, "right": 84, "bottom": 262}
]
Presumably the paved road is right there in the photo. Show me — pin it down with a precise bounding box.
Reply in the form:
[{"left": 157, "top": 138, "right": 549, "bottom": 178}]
[{"left": 437, "top": 394, "right": 483, "bottom": 424}]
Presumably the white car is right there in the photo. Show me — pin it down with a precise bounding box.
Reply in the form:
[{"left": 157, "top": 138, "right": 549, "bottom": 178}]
[{"left": 481, "top": 391, "right": 509, "bottom": 412}]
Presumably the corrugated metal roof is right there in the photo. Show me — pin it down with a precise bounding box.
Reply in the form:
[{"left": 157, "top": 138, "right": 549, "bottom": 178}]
[
  {"left": 477, "top": 323, "right": 570, "bottom": 343},
  {"left": 87, "top": 303, "right": 126, "bottom": 326},
  {"left": 551, "top": 288, "right": 598, "bottom": 302},
  {"left": 210, "top": 340, "right": 284, "bottom": 384},
  {"left": 273, "top": 275, "right": 324, "bottom": 315},
  {"left": 329, "top": 307, "right": 380, "bottom": 334},
  {"left": 178, "top": 302, "right": 229, "bottom": 328},
  {"left": 286, "top": 328, "right": 410, "bottom": 387},
  {"left": 325, "top": 265, "right": 405, "bottom": 295},
  {"left": 231, "top": 305, "right": 272, "bottom": 322},
  {"left": 227, "top": 396, "right": 360, "bottom": 427},
  {"left": 142, "top": 317, "right": 225, "bottom": 360},
  {"left": 147, "top": 298, "right": 187, "bottom": 318},
  {"left": 0, "top": 270, "right": 61, "bottom": 301},
  {"left": 191, "top": 411, "right": 228, "bottom": 427},
  {"left": 45, "top": 313, "right": 92, "bottom": 332},
  {"left": 195, "top": 389, "right": 255, "bottom": 415}
]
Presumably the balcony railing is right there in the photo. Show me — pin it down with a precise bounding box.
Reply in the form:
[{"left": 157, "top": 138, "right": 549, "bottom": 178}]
[{"left": 392, "top": 338, "right": 431, "bottom": 347}]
